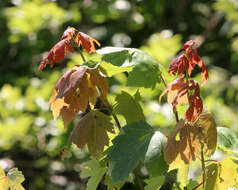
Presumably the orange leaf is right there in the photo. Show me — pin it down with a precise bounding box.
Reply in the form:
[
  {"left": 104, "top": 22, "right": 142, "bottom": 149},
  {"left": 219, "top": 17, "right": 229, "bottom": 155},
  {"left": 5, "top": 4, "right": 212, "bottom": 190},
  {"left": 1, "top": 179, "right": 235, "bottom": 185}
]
[
  {"left": 164, "top": 120, "right": 198, "bottom": 164},
  {"left": 38, "top": 39, "right": 73, "bottom": 71},
  {"left": 164, "top": 114, "right": 216, "bottom": 164},
  {"left": 159, "top": 77, "right": 189, "bottom": 105},
  {"left": 88, "top": 69, "right": 108, "bottom": 102},
  {"left": 61, "top": 26, "right": 77, "bottom": 40},
  {"left": 49, "top": 67, "right": 108, "bottom": 126},
  {"left": 74, "top": 32, "right": 101, "bottom": 53},
  {"left": 55, "top": 67, "right": 88, "bottom": 98}
]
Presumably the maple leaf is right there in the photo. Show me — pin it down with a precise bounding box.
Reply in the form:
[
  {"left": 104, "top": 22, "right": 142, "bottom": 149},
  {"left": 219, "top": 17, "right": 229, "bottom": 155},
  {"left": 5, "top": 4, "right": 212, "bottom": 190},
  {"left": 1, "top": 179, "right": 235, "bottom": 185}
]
[
  {"left": 0, "top": 167, "right": 25, "bottom": 190},
  {"left": 74, "top": 32, "right": 101, "bottom": 53},
  {"left": 49, "top": 66, "right": 108, "bottom": 125},
  {"left": 69, "top": 110, "right": 114, "bottom": 156},
  {"left": 164, "top": 112, "right": 216, "bottom": 164},
  {"left": 159, "top": 77, "right": 188, "bottom": 106},
  {"left": 168, "top": 40, "right": 209, "bottom": 86},
  {"left": 193, "top": 110, "right": 217, "bottom": 156},
  {"left": 61, "top": 26, "right": 77, "bottom": 40},
  {"left": 205, "top": 157, "right": 238, "bottom": 190},
  {"left": 185, "top": 80, "right": 203, "bottom": 122},
  {"left": 38, "top": 39, "right": 74, "bottom": 71},
  {"left": 159, "top": 78, "right": 203, "bottom": 122},
  {"left": 88, "top": 68, "right": 108, "bottom": 101}
]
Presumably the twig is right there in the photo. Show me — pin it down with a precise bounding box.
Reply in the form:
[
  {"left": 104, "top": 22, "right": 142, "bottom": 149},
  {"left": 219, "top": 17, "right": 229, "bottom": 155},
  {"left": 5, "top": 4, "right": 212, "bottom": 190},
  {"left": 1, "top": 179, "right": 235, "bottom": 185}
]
[{"left": 134, "top": 166, "right": 144, "bottom": 190}]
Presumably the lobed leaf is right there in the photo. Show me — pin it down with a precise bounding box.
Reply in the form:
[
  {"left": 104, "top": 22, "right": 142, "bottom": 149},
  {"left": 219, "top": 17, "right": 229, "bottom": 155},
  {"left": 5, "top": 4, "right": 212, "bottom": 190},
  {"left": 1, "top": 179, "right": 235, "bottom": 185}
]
[
  {"left": 106, "top": 121, "right": 154, "bottom": 184},
  {"left": 69, "top": 110, "right": 114, "bottom": 156},
  {"left": 159, "top": 78, "right": 203, "bottom": 122},
  {"left": 217, "top": 127, "right": 238, "bottom": 152},
  {"left": 114, "top": 91, "right": 145, "bottom": 124},
  {"left": 7, "top": 168, "right": 25, "bottom": 190},
  {"left": 49, "top": 67, "right": 108, "bottom": 125},
  {"left": 164, "top": 112, "right": 217, "bottom": 164},
  {"left": 38, "top": 39, "right": 73, "bottom": 71},
  {"left": 61, "top": 26, "right": 77, "bottom": 40},
  {"left": 205, "top": 157, "right": 238, "bottom": 190},
  {"left": 144, "top": 131, "right": 168, "bottom": 177},
  {"left": 168, "top": 40, "right": 209, "bottom": 86},
  {"left": 126, "top": 51, "right": 161, "bottom": 89},
  {"left": 74, "top": 32, "right": 101, "bottom": 53},
  {"left": 80, "top": 159, "right": 107, "bottom": 190},
  {"left": 144, "top": 176, "right": 165, "bottom": 190}
]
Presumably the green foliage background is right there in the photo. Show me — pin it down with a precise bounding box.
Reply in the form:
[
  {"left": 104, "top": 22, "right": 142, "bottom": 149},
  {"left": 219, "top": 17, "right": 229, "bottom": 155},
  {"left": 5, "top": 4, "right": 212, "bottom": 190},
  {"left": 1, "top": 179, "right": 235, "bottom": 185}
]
[{"left": 1, "top": 0, "right": 238, "bottom": 189}]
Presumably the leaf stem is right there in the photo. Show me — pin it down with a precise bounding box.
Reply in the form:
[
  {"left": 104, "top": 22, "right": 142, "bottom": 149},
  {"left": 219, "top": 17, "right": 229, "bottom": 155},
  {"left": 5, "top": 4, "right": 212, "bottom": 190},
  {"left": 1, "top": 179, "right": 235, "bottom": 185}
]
[
  {"left": 200, "top": 143, "right": 206, "bottom": 189},
  {"left": 79, "top": 50, "right": 86, "bottom": 63},
  {"left": 160, "top": 73, "right": 179, "bottom": 123},
  {"left": 192, "top": 181, "right": 204, "bottom": 190},
  {"left": 105, "top": 100, "right": 121, "bottom": 130},
  {"left": 134, "top": 166, "right": 144, "bottom": 190}
]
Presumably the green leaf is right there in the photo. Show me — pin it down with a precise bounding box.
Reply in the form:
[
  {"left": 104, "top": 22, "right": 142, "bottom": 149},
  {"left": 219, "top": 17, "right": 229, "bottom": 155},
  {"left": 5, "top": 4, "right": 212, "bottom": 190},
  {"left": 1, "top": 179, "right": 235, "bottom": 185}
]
[
  {"left": 127, "top": 51, "right": 161, "bottom": 89},
  {"left": 69, "top": 110, "right": 114, "bottom": 156},
  {"left": 106, "top": 121, "right": 154, "bottom": 184},
  {"left": 217, "top": 127, "right": 238, "bottom": 152},
  {"left": 98, "top": 47, "right": 132, "bottom": 67},
  {"left": 80, "top": 159, "right": 107, "bottom": 190},
  {"left": 187, "top": 179, "right": 199, "bottom": 190},
  {"left": 114, "top": 90, "right": 145, "bottom": 123},
  {"left": 144, "top": 176, "right": 165, "bottom": 190},
  {"left": 99, "top": 62, "right": 133, "bottom": 77},
  {"left": 7, "top": 168, "right": 25, "bottom": 190},
  {"left": 144, "top": 131, "right": 168, "bottom": 177},
  {"left": 104, "top": 175, "right": 124, "bottom": 190}
]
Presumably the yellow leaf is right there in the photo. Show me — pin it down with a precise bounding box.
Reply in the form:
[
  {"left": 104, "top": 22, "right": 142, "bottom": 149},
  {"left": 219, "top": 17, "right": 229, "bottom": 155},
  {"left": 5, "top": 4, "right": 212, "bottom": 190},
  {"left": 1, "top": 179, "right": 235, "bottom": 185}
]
[{"left": 205, "top": 157, "right": 238, "bottom": 190}]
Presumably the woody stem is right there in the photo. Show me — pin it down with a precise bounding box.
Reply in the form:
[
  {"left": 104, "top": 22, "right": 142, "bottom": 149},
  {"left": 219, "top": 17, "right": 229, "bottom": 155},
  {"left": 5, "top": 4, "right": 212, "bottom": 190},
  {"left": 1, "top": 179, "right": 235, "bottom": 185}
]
[{"left": 161, "top": 73, "right": 179, "bottom": 123}]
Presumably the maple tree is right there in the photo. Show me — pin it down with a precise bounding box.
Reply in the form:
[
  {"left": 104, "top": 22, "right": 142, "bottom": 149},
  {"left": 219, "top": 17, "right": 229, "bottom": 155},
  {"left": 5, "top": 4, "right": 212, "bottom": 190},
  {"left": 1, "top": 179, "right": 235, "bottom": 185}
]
[{"left": 35, "top": 26, "right": 238, "bottom": 190}]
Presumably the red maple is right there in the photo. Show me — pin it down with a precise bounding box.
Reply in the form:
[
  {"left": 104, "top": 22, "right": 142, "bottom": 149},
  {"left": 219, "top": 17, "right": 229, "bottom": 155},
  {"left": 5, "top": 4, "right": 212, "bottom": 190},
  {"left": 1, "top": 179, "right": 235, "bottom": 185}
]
[
  {"left": 38, "top": 39, "right": 73, "bottom": 71},
  {"left": 74, "top": 32, "right": 101, "bottom": 53},
  {"left": 169, "top": 40, "right": 208, "bottom": 86}
]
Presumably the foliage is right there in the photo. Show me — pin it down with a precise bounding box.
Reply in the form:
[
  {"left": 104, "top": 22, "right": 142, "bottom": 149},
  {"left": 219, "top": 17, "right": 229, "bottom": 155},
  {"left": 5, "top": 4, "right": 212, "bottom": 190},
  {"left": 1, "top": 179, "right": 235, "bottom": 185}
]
[
  {"left": 36, "top": 27, "right": 238, "bottom": 190},
  {"left": 0, "top": 166, "right": 25, "bottom": 190},
  {"left": 1, "top": 1, "right": 238, "bottom": 190}
]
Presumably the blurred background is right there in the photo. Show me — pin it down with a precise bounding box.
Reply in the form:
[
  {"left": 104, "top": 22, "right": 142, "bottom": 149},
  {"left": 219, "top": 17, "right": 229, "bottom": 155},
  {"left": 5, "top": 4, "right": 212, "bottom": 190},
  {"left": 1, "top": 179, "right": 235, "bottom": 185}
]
[{"left": 1, "top": 0, "right": 238, "bottom": 189}]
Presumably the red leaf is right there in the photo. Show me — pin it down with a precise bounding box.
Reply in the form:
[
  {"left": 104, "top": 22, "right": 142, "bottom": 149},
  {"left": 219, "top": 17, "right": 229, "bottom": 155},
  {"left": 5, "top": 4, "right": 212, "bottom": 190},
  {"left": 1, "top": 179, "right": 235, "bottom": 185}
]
[
  {"left": 169, "top": 54, "right": 189, "bottom": 75},
  {"left": 182, "top": 40, "right": 195, "bottom": 50},
  {"left": 61, "top": 26, "right": 77, "bottom": 40},
  {"left": 55, "top": 67, "right": 88, "bottom": 98},
  {"left": 168, "top": 40, "right": 209, "bottom": 85},
  {"left": 159, "top": 77, "right": 189, "bottom": 106},
  {"left": 74, "top": 32, "right": 101, "bottom": 53},
  {"left": 159, "top": 78, "right": 203, "bottom": 122},
  {"left": 185, "top": 80, "right": 203, "bottom": 122},
  {"left": 38, "top": 39, "right": 73, "bottom": 71}
]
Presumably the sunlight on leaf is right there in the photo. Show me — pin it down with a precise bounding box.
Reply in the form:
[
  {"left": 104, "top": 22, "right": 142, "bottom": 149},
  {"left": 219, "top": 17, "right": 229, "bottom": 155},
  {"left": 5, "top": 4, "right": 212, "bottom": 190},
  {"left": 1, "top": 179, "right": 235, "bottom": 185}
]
[{"left": 69, "top": 110, "right": 114, "bottom": 156}]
